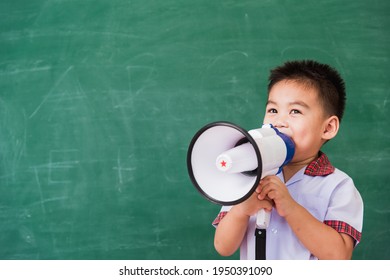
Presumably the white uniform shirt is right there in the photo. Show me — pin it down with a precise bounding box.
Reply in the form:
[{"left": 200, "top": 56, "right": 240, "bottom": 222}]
[{"left": 213, "top": 153, "right": 363, "bottom": 260}]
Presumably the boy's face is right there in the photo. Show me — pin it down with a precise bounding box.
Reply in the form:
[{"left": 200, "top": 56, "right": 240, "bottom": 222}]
[{"left": 263, "top": 80, "right": 329, "bottom": 163}]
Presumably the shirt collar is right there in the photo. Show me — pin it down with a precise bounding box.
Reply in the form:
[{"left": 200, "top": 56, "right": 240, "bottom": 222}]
[{"left": 304, "top": 151, "right": 335, "bottom": 176}]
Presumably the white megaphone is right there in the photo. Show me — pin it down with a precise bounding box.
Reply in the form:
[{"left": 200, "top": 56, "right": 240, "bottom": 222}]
[{"left": 187, "top": 121, "right": 295, "bottom": 229}]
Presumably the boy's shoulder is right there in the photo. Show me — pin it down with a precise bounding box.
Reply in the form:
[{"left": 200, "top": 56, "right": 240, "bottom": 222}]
[
  {"left": 298, "top": 153, "right": 360, "bottom": 200},
  {"left": 286, "top": 152, "right": 358, "bottom": 197}
]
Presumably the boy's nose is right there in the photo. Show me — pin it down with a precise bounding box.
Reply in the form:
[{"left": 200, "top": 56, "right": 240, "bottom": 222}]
[{"left": 273, "top": 117, "right": 288, "bottom": 129}]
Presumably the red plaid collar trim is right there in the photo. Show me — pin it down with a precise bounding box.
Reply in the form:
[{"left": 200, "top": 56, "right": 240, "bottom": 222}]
[{"left": 304, "top": 152, "right": 335, "bottom": 176}]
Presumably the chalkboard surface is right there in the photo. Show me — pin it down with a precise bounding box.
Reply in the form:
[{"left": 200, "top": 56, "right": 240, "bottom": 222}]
[{"left": 0, "top": 0, "right": 388, "bottom": 259}]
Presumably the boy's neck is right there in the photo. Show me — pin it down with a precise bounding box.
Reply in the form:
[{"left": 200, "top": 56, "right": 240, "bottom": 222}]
[{"left": 282, "top": 154, "right": 319, "bottom": 182}]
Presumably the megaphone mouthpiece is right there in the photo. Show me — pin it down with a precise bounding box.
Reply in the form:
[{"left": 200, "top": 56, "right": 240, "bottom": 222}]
[{"left": 216, "top": 142, "right": 257, "bottom": 173}]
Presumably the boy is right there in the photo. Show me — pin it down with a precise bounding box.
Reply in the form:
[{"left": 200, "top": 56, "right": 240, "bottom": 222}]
[{"left": 212, "top": 60, "right": 363, "bottom": 260}]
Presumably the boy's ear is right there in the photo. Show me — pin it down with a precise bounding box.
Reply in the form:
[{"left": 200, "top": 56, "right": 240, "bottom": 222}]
[{"left": 322, "top": 115, "right": 339, "bottom": 141}]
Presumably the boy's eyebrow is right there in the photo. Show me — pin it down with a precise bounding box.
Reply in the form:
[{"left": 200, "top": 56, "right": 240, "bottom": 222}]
[
  {"left": 266, "top": 100, "right": 310, "bottom": 108},
  {"left": 289, "top": 101, "right": 310, "bottom": 109},
  {"left": 266, "top": 100, "right": 276, "bottom": 106},
  {"left": 265, "top": 100, "right": 278, "bottom": 107}
]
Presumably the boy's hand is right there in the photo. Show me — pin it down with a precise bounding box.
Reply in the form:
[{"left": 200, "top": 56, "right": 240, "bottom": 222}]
[
  {"left": 234, "top": 190, "right": 274, "bottom": 218},
  {"left": 256, "top": 175, "right": 297, "bottom": 218}
]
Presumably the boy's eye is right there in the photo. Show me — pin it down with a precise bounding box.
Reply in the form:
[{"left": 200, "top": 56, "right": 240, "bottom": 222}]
[
  {"left": 290, "top": 109, "right": 301, "bottom": 114},
  {"left": 267, "top": 108, "right": 277, "bottom": 114}
]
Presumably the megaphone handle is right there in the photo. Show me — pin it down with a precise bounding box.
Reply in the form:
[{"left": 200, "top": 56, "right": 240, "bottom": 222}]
[{"left": 256, "top": 209, "right": 271, "bottom": 229}]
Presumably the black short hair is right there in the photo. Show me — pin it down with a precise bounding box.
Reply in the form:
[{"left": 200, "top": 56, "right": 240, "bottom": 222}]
[{"left": 268, "top": 60, "right": 346, "bottom": 122}]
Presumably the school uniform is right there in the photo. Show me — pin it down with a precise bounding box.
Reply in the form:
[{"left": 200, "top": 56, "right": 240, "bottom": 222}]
[{"left": 212, "top": 152, "right": 363, "bottom": 260}]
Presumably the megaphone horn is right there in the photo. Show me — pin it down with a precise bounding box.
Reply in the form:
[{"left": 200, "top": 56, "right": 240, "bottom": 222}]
[{"left": 187, "top": 121, "right": 295, "bottom": 229}]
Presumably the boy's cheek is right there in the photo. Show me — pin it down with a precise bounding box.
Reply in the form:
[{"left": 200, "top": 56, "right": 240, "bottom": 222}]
[{"left": 262, "top": 115, "right": 272, "bottom": 124}]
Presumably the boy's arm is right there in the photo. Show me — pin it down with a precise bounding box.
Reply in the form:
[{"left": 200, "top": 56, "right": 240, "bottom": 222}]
[
  {"left": 214, "top": 205, "right": 250, "bottom": 256},
  {"left": 258, "top": 175, "right": 354, "bottom": 259},
  {"left": 284, "top": 202, "right": 354, "bottom": 259},
  {"left": 214, "top": 192, "right": 273, "bottom": 257}
]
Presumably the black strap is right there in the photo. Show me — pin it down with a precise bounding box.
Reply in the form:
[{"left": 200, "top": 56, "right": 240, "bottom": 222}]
[{"left": 255, "top": 228, "right": 266, "bottom": 260}]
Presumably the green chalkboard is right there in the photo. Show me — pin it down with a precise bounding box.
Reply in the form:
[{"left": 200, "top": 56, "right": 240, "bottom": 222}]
[{"left": 0, "top": 0, "right": 389, "bottom": 259}]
